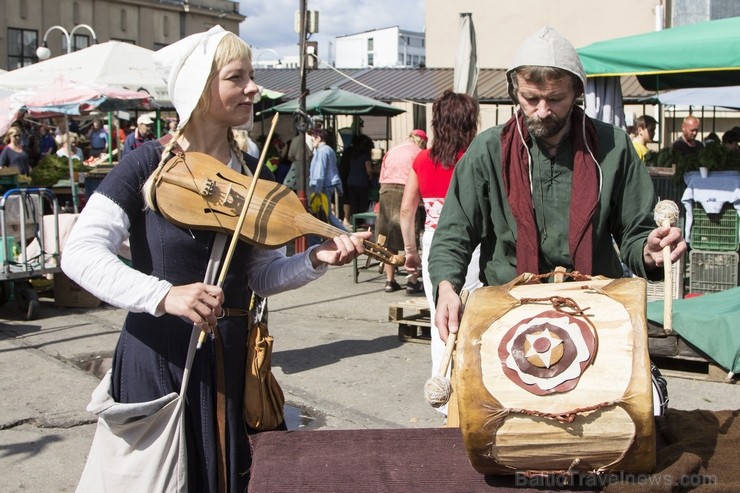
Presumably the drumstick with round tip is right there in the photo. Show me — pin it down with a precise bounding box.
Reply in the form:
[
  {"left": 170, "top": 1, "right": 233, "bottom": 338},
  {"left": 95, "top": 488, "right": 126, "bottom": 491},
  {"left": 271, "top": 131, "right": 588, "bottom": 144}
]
[
  {"left": 653, "top": 200, "right": 679, "bottom": 335},
  {"left": 424, "top": 291, "right": 468, "bottom": 407},
  {"left": 424, "top": 332, "right": 457, "bottom": 407}
]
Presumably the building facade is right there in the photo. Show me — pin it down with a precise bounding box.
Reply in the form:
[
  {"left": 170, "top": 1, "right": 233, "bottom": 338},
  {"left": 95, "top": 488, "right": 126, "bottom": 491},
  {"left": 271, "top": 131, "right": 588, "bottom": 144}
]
[
  {"left": 334, "top": 26, "right": 425, "bottom": 69},
  {"left": 422, "top": 0, "right": 740, "bottom": 149},
  {"left": 0, "top": 0, "right": 245, "bottom": 71}
]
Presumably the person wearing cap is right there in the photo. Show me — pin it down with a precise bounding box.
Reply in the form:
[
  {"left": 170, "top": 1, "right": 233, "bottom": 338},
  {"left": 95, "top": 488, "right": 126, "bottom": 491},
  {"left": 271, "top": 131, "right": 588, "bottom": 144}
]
[
  {"left": 428, "top": 27, "right": 686, "bottom": 345},
  {"left": 61, "top": 25, "right": 370, "bottom": 492},
  {"left": 376, "top": 129, "right": 428, "bottom": 293},
  {"left": 120, "top": 114, "right": 155, "bottom": 158}
]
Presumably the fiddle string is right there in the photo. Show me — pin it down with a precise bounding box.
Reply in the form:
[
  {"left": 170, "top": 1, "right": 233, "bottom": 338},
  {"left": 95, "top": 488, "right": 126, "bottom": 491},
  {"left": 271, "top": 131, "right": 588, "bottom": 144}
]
[
  {"left": 213, "top": 188, "right": 399, "bottom": 264},
  {"left": 311, "top": 219, "right": 403, "bottom": 265},
  {"left": 196, "top": 170, "right": 402, "bottom": 265}
]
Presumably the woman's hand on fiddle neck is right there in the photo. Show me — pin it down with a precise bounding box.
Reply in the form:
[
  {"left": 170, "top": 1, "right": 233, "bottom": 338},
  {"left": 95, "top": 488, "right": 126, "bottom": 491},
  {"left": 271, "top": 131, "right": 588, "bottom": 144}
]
[{"left": 310, "top": 230, "right": 373, "bottom": 268}]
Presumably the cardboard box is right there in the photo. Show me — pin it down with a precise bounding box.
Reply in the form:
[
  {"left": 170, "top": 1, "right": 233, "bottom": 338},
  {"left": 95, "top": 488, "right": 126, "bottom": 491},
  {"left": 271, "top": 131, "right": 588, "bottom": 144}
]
[{"left": 53, "top": 272, "right": 102, "bottom": 308}]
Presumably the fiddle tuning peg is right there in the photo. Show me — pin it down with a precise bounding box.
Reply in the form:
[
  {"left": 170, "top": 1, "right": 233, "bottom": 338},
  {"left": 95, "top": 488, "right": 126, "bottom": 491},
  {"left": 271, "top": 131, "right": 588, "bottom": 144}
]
[{"left": 202, "top": 178, "right": 215, "bottom": 197}]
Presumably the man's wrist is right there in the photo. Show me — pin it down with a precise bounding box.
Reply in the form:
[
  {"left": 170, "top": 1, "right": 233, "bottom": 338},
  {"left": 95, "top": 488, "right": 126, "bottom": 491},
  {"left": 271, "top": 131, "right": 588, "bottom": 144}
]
[{"left": 439, "top": 280, "right": 458, "bottom": 294}]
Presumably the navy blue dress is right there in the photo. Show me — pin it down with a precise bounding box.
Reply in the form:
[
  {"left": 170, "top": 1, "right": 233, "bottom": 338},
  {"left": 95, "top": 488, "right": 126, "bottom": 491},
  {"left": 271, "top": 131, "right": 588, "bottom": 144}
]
[{"left": 96, "top": 140, "right": 273, "bottom": 492}]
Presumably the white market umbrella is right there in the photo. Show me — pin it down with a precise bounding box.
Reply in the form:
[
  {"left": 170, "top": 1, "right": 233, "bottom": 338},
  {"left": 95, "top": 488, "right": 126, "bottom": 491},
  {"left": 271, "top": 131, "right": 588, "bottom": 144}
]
[
  {"left": 453, "top": 12, "right": 478, "bottom": 97},
  {"left": 0, "top": 88, "right": 21, "bottom": 136},
  {"left": 4, "top": 75, "right": 152, "bottom": 212},
  {"left": 657, "top": 85, "right": 740, "bottom": 110},
  {"left": 0, "top": 41, "right": 169, "bottom": 105}
]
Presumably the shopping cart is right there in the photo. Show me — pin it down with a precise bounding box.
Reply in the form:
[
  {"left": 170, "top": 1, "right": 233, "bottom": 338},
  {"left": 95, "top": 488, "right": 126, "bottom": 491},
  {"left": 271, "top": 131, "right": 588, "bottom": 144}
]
[{"left": 0, "top": 188, "right": 61, "bottom": 320}]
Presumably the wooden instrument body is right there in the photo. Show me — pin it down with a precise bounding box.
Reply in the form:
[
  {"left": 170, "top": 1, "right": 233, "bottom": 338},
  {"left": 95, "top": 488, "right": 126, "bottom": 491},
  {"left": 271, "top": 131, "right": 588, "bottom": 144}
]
[
  {"left": 155, "top": 152, "right": 330, "bottom": 248},
  {"left": 456, "top": 275, "right": 655, "bottom": 475},
  {"left": 154, "top": 152, "right": 404, "bottom": 266}
]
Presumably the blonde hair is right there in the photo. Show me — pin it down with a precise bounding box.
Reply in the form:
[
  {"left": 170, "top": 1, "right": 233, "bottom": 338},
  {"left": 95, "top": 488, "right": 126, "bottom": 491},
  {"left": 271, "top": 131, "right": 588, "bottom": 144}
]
[
  {"left": 59, "top": 132, "right": 79, "bottom": 146},
  {"left": 142, "top": 33, "right": 252, "bottom": 211},
  {"left": 409, "top": 132, "right": 427, "bottom": 150},
  {"left": 4, "top": 126, "right": 21, "bottom": 144}
]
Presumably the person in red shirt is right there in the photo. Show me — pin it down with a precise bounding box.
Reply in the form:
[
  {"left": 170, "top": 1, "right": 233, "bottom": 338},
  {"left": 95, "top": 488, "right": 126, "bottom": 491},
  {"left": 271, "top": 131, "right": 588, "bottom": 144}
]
[{"left": 399, "top": 90, "right": 483, "bottom": 415}]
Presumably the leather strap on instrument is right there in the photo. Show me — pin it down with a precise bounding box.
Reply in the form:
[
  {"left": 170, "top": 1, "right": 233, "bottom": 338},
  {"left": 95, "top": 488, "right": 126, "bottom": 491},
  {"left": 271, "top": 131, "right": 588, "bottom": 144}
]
[
  {"left": 212, "top": 325, "right": 228, "bottom": 493},
  {"left": 218, "top": 307, "right": 250, "bottom": 318}
]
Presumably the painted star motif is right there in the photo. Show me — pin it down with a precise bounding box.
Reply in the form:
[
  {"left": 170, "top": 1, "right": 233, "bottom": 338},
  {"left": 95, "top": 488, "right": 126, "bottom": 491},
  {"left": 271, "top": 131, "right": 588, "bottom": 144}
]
[{"left": 524, "top": 328, "right": 563, "bottom": 368}]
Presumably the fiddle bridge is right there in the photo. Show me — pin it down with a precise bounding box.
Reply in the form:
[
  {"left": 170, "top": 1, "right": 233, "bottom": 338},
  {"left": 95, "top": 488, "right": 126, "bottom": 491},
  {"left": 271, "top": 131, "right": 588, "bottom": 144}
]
[
  {"left": 219, "top": 183, "right": 245, "bottom": 214},
  {"left": 192, "top": 177, "right": 246, "bottom": 216}
]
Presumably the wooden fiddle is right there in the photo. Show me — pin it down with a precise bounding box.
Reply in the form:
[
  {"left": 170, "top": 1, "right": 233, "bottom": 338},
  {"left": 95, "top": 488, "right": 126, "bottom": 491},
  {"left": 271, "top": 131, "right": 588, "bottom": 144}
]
[{"left": 154, "top": 151, "right": 405, "bottom": 266}]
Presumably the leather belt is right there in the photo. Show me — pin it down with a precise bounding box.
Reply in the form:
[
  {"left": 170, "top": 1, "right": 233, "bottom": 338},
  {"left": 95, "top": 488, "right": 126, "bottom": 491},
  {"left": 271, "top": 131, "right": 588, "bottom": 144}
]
[{"left": 218, "top": 307, "right": 249, "bottom": 318}]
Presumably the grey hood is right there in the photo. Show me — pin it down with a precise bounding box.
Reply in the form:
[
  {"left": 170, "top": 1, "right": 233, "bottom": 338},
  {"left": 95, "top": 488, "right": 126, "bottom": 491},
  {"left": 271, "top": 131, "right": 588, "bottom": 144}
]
[{"left": 505, "top": 26, "right": 587, "bottom": 103}]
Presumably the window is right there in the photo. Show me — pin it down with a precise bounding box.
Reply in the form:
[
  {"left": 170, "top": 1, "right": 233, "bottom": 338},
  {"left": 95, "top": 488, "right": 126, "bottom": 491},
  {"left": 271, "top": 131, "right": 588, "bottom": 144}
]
[
  {"left": 367, "top": 38, "right": 374, "bottom": 51},
  {"left": 368, "top": 53, "right": 374, "bottom": 66},
  {"left": 73, "top": 34, "right": 90, "bottom": 52},
  {"left": 7, "top": 28, "right": 38, "bottom": 69}
]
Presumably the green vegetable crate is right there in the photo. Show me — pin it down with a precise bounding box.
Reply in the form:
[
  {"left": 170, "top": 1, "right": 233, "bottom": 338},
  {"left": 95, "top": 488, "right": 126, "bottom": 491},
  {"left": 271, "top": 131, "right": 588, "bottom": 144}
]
[{"left": 690, "top": 203, "right": 739, "bottom": 252}]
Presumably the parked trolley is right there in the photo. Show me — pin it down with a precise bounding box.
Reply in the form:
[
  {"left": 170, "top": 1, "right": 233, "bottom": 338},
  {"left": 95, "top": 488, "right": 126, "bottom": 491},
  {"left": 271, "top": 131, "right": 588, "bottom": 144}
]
[{"left": 0, "top": 188, "right": 61, "bottom": 320}]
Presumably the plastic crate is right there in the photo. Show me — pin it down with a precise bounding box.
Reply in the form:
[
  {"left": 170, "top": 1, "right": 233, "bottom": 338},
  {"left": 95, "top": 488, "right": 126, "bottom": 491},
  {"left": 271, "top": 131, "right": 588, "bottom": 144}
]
[
  {"left": 646, "top": 257, "right": 684, "bottom": 302},
  {"left": 0, "top": 174, "right": 19, "bottom": 190},
  {"left": 690, "top": 203, "right": 739, "bottom": 251},
  {"left": 688, "top": 250, "right": 739, "bottom": 295},
  {"left": 650, "top": 174, "right": 686, "bottom": 210},
  {"left": 0, "top": 236, "right": 15, "bottom": 263}
]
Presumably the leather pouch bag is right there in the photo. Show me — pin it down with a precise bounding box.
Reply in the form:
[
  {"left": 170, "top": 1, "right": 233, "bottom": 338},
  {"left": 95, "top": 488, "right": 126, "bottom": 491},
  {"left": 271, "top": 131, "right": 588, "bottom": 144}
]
[{"left": 244, "top": 296, "right": 285, "bottom": 431}]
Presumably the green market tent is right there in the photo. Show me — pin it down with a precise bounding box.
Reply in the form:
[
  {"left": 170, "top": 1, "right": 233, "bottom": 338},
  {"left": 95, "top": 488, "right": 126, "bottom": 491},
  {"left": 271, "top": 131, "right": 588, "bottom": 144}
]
[
  {"left": 578, "top": 16, "right": 740, "bottom": 91},
  {"left": 264, "top": 87, "right": 404, "bottom": 117},
  {"left": 648, "top": 287, "right": 740, "bottom": 374}
]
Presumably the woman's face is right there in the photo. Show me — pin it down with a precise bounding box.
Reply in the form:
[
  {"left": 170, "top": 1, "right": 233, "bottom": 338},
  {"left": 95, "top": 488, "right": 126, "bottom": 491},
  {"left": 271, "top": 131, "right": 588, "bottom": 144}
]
[{"left": 206, "top": 58, "right": 259, "bottom": 129}]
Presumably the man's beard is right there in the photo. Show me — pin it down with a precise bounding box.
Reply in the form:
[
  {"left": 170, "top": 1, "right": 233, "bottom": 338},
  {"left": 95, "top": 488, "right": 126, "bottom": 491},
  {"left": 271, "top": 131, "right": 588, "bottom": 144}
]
[{"left": 524, "top": 106, "right": 572, "bottom": 139}]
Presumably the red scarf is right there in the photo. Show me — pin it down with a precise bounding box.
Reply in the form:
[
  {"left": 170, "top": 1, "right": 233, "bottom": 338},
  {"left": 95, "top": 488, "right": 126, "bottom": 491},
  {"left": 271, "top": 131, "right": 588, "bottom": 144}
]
[{"left": 500, "top": 106, "right": 599, "bottom": 275}]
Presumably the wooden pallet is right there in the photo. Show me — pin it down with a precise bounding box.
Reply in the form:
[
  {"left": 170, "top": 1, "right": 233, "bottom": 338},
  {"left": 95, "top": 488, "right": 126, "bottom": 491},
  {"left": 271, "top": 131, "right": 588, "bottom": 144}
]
[
  {"left": 388, "top": 298, "right": 431, "bottom": 343},
  {"left": 651, "top": 355, "right": 736, "bottom": 383},
  {"left": 648, "top": 322, "right": 736, "bottom": 383}
]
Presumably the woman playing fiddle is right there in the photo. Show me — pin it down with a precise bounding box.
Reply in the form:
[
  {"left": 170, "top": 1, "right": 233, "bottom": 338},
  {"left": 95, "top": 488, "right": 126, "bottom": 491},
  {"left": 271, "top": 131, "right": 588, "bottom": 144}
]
[{"left": 61, "top": 26, "right": 369, "bottom": 492}]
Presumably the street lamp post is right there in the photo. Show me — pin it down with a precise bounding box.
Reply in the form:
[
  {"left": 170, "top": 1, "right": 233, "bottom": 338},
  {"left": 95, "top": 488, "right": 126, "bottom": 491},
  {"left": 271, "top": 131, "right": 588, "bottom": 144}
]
[
  {"left": 36, "top": 24, "right": 98, "bottom": 60},
  {"left": 35, "top": 24, "right": 98, "bottom": 214},
  {"left": 255, "top": 49, "right": 283, "bottom": 68}
]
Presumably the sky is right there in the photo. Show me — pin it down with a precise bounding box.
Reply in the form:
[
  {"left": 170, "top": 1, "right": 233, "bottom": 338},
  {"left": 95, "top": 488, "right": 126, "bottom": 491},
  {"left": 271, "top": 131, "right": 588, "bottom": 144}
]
[{"left": 237, "top": 0, "right": 425, "bottom": 62}]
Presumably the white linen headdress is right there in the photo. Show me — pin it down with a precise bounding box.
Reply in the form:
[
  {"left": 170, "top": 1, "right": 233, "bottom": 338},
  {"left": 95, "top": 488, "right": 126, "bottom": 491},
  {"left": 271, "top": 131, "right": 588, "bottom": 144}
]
[{"left": 151, "top": 25, "right": 230, "bottom": 129}]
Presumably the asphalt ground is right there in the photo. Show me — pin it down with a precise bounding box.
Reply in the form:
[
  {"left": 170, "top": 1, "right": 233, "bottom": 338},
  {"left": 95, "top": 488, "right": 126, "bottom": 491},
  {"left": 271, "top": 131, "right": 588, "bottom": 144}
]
[{"left": 1, "top": 261, "right": 738, "bottom": 492}]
